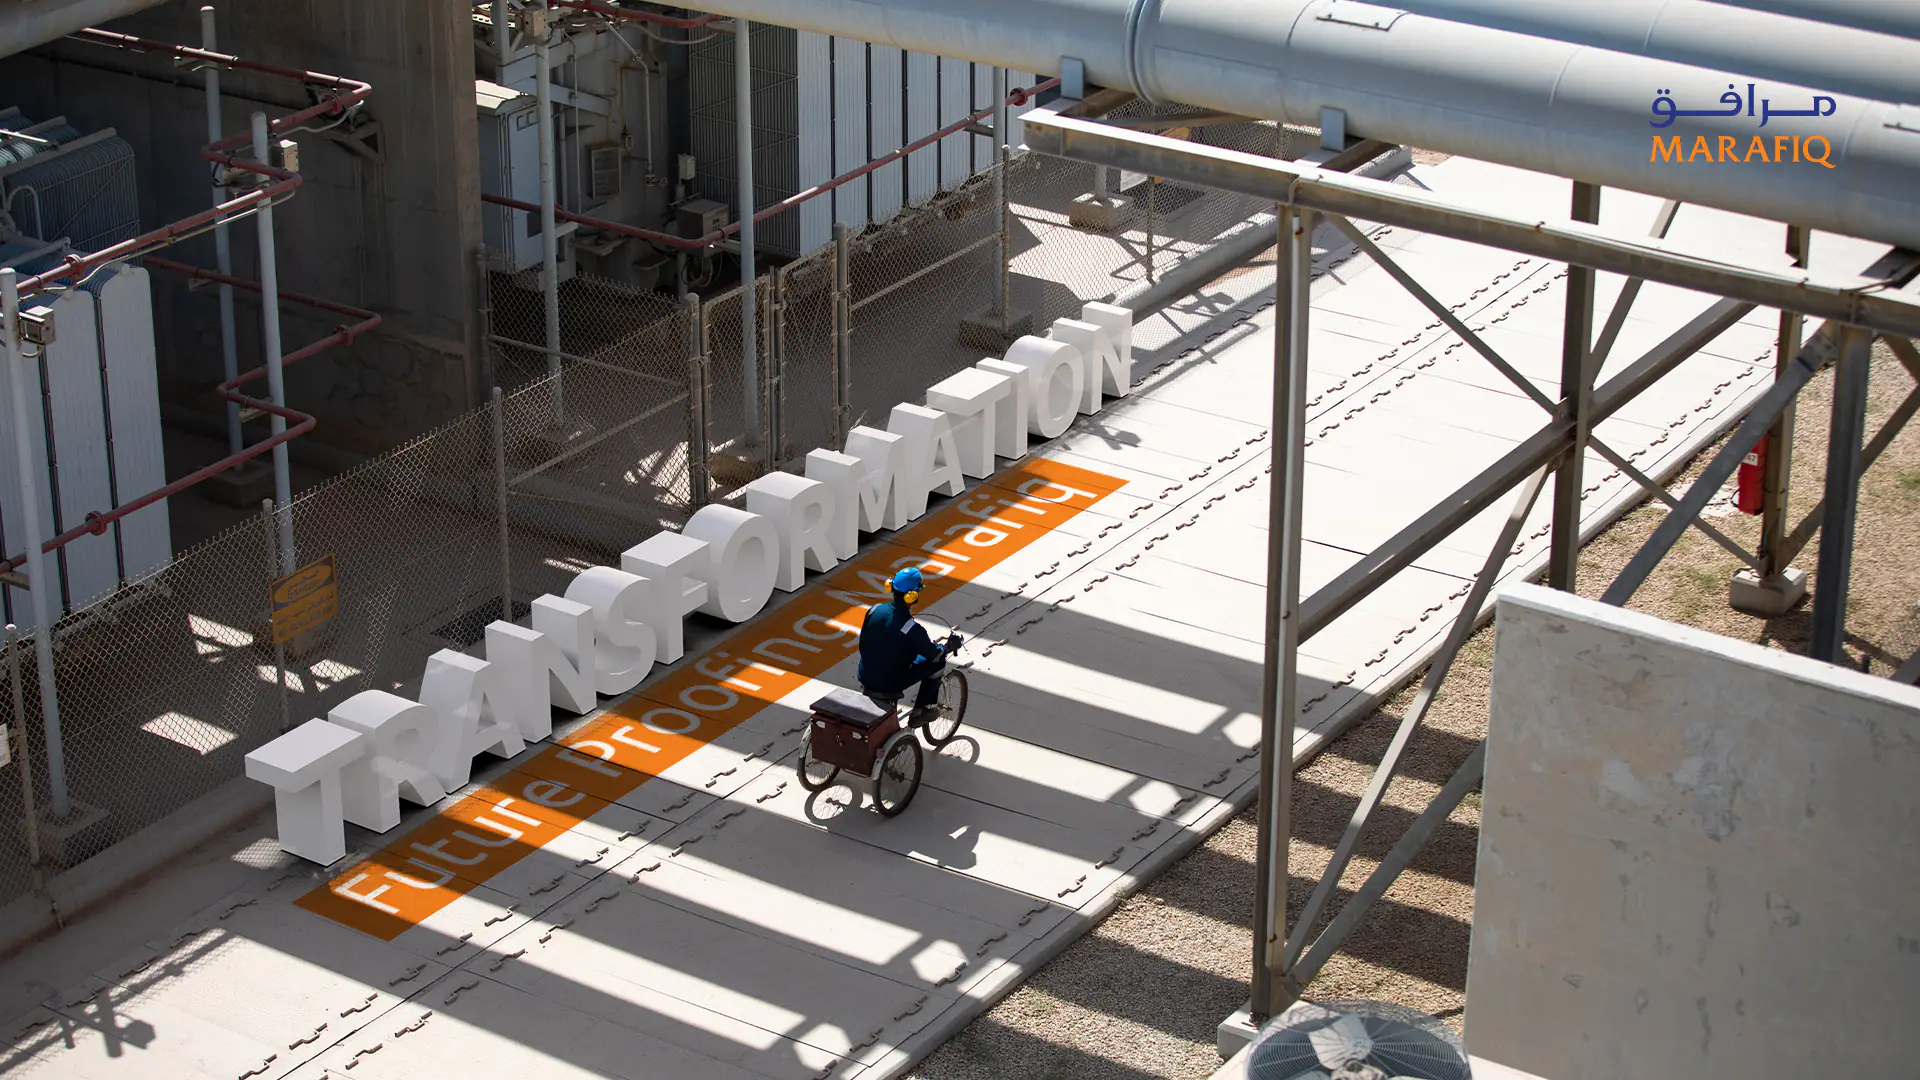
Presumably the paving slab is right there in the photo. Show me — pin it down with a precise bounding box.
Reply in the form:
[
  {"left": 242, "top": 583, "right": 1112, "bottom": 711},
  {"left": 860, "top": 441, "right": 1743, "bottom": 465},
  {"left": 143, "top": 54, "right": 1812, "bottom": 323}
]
[
  {"left": 920, "top": 724, "right": 1211, "bottom": 839},
  {"left": 612, "top": 779, "right": 1081, "bottom": 942},
  {"left": 293, "top": 970, "right": 845, "bottom": 1080},
  {"left": 614, "top": 855, "right": 1026, "bottom": 995},
  {"left": 475, "top": 881, "right": 932, "bottom": 1062}
]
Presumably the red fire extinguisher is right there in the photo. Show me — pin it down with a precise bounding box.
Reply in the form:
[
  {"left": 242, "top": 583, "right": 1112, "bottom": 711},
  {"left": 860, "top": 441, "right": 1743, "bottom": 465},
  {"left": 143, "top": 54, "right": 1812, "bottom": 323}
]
[{"left": 1736, "top": 435, "right": 1767, "bottom": 515}]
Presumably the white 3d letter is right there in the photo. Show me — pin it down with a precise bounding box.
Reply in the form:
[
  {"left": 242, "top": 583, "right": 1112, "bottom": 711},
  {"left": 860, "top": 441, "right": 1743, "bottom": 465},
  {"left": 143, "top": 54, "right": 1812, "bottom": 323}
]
[
  {"left": 1000, "top": 335, "right": 1084, "bottom": 438},
  {"left": 975, "top": 358, "right": 1032, "bottom": 457},
  {"left": 684, "top": 504, "right": 780, "bottom": 621},
  {"left": 885, "top": 404, "right": 966, "bottom": 518},
  {"left": 842, "top": 424, "right": 913, "bottom": 531},
  {"left": 926, "top": 367, "right": 1013, "bottom": 478},
  {"left": 802, "top": 449, "right": 863, "bottom": 560},
  {"left": 1079, "top": 301, "right": 1134, "bottom": 399},
  {"left": 620, "top": 532, "right": 710, "bottom": 663},
  {"left": 326, "top": 690, "right": 447, "bottom": 832},
  {"left": 419, "top": 650, "right": 527, "bottom": 791},
  {"left": 745, "top": 471, "right": 837, "bottom": 591},
  {"left": 1049, "top": 317, "right": 1121, "bottom": 415},
  {"left": 244, "top": 718, "right": 368, "bottom": 864},
  {"left": 483, "top": 594, "right": 597, "bottom": 741},
  {"left": 564, "top": 566, "right": 658, "bottom": 695}
]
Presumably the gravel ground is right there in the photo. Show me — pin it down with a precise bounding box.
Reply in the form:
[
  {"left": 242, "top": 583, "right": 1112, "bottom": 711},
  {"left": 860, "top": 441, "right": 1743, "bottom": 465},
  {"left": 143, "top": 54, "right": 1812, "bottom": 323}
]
[{"left": 908, "top": 339, "right": 1919, "bottom": 1080}]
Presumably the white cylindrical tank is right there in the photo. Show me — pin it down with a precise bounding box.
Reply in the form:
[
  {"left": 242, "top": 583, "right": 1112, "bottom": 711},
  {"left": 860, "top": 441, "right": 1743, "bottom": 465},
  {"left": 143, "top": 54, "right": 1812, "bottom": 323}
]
[
  {"left": 676, "top": 0, "right": 1920, "bottom": 250},
  {"left": 1387, "top": 0, "right": 1920, "bottom": 105},
  {"left": 1703, "top": 0, "right": 1920, "bottom": 44}
]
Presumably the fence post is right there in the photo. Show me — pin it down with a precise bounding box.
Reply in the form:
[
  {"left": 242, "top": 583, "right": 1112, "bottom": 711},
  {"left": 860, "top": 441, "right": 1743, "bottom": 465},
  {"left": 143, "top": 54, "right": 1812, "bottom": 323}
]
[
  {"left": 4, "top": 625, "right": 45, "bottom": 897},
  {"left": 475, "top": 248, "right": 496, "bottom": 398},
  {"left": 769, "top": 270, "right": 788, "bottom": 468},
  {"left": 3, "top": 267, "right": 68, "bottom": 822},
  {"left": 760, "top": 275, "right": 778, "bottom": 471},
  {"left": 832, "top": 222, "right": 852, "bottom": 450},
  {"left": 993, "top": 65, "right": 1010, "bottom": 338},
  {"left": 261, "top": 498, "right": 290, "bottom": 733},
  {"left": 684, "top": 294, "right": 711, "bottom": 508},
  {"left": 493, "top": 386, "right": 513, "bottom": 622},
  {"left": 1145, "top": 177, "right": 1158, "bottom": 283}
]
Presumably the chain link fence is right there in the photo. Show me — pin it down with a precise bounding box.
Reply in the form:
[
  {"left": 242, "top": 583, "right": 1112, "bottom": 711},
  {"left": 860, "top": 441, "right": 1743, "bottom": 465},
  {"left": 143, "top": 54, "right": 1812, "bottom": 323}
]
[{"left": 0, "top": 99, "right": 1327, "bottom": 917}]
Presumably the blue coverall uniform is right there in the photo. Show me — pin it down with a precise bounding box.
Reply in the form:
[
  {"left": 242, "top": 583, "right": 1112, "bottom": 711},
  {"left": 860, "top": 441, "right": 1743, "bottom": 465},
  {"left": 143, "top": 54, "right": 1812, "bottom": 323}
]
[{"left": 857, "top": 598, "right": 948, "bottom": 710}]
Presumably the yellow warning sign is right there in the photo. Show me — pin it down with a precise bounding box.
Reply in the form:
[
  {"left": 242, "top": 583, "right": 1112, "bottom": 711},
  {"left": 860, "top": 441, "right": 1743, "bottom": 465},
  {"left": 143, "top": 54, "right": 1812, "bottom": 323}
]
[{"left": 271, "top": 554, "right": 338, "bottom": 645}]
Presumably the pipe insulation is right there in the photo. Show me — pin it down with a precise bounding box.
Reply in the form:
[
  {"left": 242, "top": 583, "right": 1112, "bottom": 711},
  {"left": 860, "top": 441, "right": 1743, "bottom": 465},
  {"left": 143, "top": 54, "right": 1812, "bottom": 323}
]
[
  {"left": 1388, "top": 0, "right": 1920, "bottom": 106},
  {"left": 0, "top": 0, "right": 173, "bottom": 61},
  {"left": 681, "top": 0, "right": 1920, "bottom": 251},
  {"left": 1703, "top": 1, "right": 1920, "bottom": 45}
]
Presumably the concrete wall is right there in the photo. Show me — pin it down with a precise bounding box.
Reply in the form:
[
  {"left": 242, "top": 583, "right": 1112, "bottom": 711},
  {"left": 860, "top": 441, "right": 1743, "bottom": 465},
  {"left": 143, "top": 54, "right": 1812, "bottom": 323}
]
[
  {"left": 2, "top": 0, "right": 483, "bottom": 455},
  {"left": 1467, "top": 585, "right": 1920, "bottom": 1078}
]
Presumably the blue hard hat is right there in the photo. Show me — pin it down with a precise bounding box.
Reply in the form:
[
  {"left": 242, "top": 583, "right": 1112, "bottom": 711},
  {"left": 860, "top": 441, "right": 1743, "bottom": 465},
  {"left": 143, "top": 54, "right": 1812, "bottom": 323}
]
[{"left": 892, "top": 567, "right": 924, "bottom": 595}]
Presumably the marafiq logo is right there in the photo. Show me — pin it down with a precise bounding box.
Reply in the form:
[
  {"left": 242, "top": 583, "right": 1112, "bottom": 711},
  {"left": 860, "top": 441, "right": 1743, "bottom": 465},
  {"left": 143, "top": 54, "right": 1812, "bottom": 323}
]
[
  {"left": 1648, "top": 82, "right": 1838, "bottom": 168},
  {"left": 1652, "top": 133, "right": 1834, "bottom": 168}
]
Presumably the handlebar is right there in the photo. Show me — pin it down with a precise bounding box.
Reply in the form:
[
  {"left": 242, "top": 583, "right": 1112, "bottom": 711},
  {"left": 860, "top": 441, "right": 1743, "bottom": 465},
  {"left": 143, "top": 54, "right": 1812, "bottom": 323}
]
[{"left": 917, "top": 615, "right": 964, "bottom": 657}]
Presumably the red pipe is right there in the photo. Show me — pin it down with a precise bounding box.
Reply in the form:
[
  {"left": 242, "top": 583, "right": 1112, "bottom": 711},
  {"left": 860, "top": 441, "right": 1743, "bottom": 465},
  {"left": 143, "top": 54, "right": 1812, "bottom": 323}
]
[
  {"left": 0, "top": 260, "right": 381, "bottom": 576},
  {"left": 15, "top": 29, "right": 373, "bottom": 300},
  {"left": 0, "top": 32, "right": 374, "bottom": 575},
  {"left": 146, "top": 257, "right": 383, "bottom": 384},
  {"left": 481, "top": 77, "right": 1061, "bottom": 251},
  {"left": 548, "top": 1, "right": 727, "bottom": 29}
]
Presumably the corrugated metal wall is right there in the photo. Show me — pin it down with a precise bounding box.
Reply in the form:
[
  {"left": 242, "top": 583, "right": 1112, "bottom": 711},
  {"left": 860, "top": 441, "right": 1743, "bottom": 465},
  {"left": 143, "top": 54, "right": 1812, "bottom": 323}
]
[
  {"left": 0, "top": 264, "right": 171, "bottom": 630},
  {"left": 691, "top": 32, "right": 1021, "bottom": 257},
  {"left": 906, "top": 52, "right": 940, "bottom": 207},
  {"left": 796, "top": 32, "right": 833, "bottom": 253},
  {"left": 831, "top": 36, "right": 867, "bottom": 231},
  {"left": 43, "top": 287, "right": 117, "bottom": 612},
  {"left": 0, "top": 306, "right": 55, "bottom": 631},
  {"left": 690, "top": 24, "right": 803, "bottom": 256},
  {"left": 94, "top": 265, "right": 170, "bottom": 587},
  {"left": 868, "top": 45, "right": 905, "bottom": 226}
]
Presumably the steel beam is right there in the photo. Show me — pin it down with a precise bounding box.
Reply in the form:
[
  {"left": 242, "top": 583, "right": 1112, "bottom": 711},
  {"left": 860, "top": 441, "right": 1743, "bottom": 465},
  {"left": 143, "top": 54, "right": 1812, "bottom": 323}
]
[
  {"left": 1590, "top": 436, "right": 1759, "bottom": 568},
  {"left": 1551, "top": 182, "right": 1601, "bottom": 591},
  {"left": 1284, "top": 464, "right": 1549, "bottom": 975},
  {"left": 1325, "top": 214, "right": 1551, "bottom": 412},
  {"left": 1589, "top": 200, "right": 1683, "bottom": 372},
  {"left": 1887, "top": 336, "right": 1920, "bottom": 383},
  {"left": 1020, "top": 106, "right": 1920, "bottom": 341},
  {"left": 1603, "top": 247, "right": 1920, "bottom": 608},
  {"left": 1776, "top": 350, "right": 1920, "bottom": 566},
  {"left": 1758, "top": 225, "right": 1811, "bottom": 578},
  {"left": 1250, "top": 204, "right": 1314, "bottom": 1022},
  {"left": 1808, "top": 328, "right": 1873, "bottom": 663},
  {"left": 1302, "top": 297, "right": 1755, "bottom": 641},
  {"left": 1895, "top": 649, "right": 1920, "bottom": 686},
  {"left": 1293, "top": 740, "right": 1488, "bottom": 988}
]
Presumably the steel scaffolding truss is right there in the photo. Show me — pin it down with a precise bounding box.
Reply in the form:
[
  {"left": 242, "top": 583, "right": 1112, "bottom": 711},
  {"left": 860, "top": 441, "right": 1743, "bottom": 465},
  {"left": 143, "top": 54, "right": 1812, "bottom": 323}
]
[{"left": 1019, "top": 92, "right": 1920, "bottom": 1028}]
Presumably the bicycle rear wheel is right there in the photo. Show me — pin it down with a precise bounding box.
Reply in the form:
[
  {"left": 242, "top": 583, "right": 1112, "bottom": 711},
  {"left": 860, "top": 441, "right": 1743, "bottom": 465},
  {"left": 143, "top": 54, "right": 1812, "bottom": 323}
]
[
  {"left": 797, "top": 736, "right": 840, "bottom": 791},
  {"left": 874, "top": 735, "right": 923, "bottom": 817}
]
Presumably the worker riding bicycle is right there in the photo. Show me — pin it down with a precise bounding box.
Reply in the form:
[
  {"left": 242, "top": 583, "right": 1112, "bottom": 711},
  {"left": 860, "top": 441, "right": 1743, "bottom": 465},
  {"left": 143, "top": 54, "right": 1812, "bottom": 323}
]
[{"left": 857, "top": 567, "right": 960, "bottom": 726}]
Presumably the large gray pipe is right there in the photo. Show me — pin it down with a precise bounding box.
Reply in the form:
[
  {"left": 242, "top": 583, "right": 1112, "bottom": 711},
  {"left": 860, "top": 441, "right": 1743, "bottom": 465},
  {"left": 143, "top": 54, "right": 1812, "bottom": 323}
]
[
  {"left": 0, "top": 0, "right": 171, "bottom": 60},
  {"left": 1704, "top": 0, "right": 1920, "bottom": 44},
  {"left": 682, "top": 0, "right": 1920, "bottom": 251},
  {"left": 1391, "top": 0, "right": 1920, "bottom": 105}
]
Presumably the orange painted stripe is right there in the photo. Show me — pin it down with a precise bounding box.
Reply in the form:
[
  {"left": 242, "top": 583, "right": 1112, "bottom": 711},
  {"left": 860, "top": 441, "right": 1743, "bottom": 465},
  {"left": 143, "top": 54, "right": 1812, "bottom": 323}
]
[{"left": 299, "top": 457, "right": 1124, "bottom": 937}]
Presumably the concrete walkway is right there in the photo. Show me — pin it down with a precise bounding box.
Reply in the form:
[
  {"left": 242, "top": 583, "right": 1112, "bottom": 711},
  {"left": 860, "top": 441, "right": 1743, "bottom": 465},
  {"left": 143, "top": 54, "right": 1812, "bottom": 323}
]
[{"left": 0, "top": 157, "right": 1883, "bottom": 1080}]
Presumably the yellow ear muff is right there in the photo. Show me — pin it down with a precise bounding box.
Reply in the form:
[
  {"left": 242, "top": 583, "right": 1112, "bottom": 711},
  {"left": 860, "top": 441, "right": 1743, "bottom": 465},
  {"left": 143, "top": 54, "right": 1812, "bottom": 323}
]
[{"left": 903, "top": 589, "right": 921, "bottom": 606}]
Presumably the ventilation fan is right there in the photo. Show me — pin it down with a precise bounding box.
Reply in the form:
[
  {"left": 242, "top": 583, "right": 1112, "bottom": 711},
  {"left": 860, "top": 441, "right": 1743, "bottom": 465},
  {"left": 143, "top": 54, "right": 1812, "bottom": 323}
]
[{"left": 1246, "top": 1000, "right": 1470, "bottom": 1080}]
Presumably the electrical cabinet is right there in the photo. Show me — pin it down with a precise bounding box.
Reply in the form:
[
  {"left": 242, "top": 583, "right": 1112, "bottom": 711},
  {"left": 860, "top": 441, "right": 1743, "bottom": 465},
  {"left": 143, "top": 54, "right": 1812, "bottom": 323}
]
[{"left": 477, "top": 79, "right": 576, "bottom": 275}]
